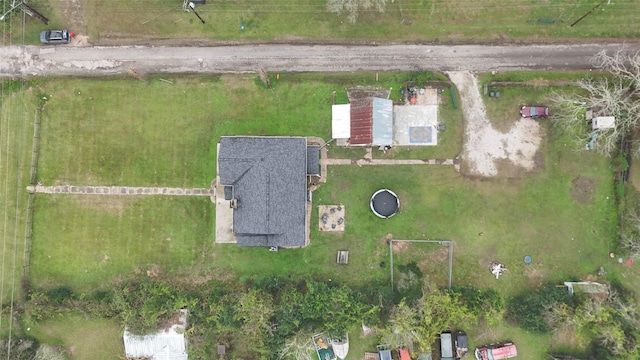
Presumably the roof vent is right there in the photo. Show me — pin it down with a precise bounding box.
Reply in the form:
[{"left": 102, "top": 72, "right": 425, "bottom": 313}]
[{"left": 230, "top": 198, "right": 238, "bottom": 208}]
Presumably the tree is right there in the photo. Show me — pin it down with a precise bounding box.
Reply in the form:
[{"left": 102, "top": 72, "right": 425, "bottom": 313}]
[
  {"left": 507, "top": 285, "right": 573, "bottom": 333},
  {"left": 543, "top": 291, "right": 640, "bottom": 359},
  {"left": 326, "top": 0, "right": 387, "bottom": 24},
  {"left": 277, "top": 330, "right": 316, "bottom": 360},
  {"left": 548, "top": 48, "right": 640, "bottom": 157},
  {"left": 234, "top": 288, "right": 275, "bottom": 354},
  {"left": 381, "top": 290, "right": 477, "bottom": 354},
  {"left": 450, "top": 286, "right": 504, "bottom": 327}
]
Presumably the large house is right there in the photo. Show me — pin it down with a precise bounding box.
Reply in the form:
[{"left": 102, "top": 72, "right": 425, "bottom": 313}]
[{"left": 217, "top": 136, "right": 318, "bottom": 247}]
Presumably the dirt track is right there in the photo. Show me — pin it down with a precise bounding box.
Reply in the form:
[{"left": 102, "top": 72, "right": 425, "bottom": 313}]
[{"left": 2, "top": 43, "right": 640, "bottom": 77}]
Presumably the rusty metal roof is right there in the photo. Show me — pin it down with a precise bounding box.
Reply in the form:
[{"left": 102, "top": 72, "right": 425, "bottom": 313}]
[{"left": 349, "top": 98, "right": 373, "bottom": 145}]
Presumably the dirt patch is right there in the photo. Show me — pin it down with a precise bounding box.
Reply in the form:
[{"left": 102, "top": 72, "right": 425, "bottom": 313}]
[
  {"left": 380, "top": 234, "right": 417, "bottom": 253},
  {"left": 318, "top": 205, "right": 346, "bottom": 232},
  {"left": 447, "top": 71, "right": 543, "bottom": 178},
  {"left": 524, "top": 265, "right": 545, "bottom": 287},
  {"left": 417, "top": 246, "right": 450, "bottom": 272},
  {"left": 571, "top": 176, "right": 596, "bottom": 204},
  {"left": 146, "top": 264, "right": 161, "bottom": 278},
  {"left": 57, "top": 0, "right": 89, "bottom": 44},
  {"left": 392, "top": 241, "right": 412, "bottom": 253}
]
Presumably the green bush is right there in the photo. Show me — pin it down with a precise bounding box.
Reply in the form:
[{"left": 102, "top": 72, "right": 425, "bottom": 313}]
[
  {"left": 450, "top": 286, "right": 504, "bottom": 327},
  {"left": 506, "top": 285, "right": 573, "bottom": 333},
  {"left": 46, "top": 286, "right": 73, "bottom": 304}
]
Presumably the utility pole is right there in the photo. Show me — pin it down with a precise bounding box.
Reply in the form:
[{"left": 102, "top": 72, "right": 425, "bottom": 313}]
[
  {"left": 570, "top": 0, "right": 607, "bottom": 28},
  {"left": 188, "top": 2, "right": 205, "bottom": 24}
]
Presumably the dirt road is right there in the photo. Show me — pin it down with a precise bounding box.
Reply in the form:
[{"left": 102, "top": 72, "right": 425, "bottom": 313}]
[{"left": 1, "top": 43, "right": 639, "bottom": 76}]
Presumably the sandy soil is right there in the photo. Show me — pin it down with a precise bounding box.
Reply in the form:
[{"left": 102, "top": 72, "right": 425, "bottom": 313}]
[{"left": 447, "top": 71, "right": 543, "bottom": 177}]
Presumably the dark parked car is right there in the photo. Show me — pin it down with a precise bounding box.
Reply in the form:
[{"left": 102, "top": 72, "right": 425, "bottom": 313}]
[
  {"left": 520, "top": 105, "right": 550, "bottom": 118},
  {"left": 40, "top": 30, "right": 70, "bottom": 44},
  {"left": 456, "top": 330, "right": 469, "bottom": 358}
]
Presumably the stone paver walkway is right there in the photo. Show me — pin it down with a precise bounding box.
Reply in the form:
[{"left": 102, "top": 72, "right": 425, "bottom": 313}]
[
  {"left": 28, "top": 184, "right": 214, "bottom": 196},
  {"left": 323, "top": 158, "right": 457, "bottom": 166}
]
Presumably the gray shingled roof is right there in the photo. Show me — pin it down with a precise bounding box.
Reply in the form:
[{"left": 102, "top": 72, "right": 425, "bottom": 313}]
[
  {"left": 306, "top": 146, "right": 320, "bottom": 176},
  {"left": 218, "top": 136, "right": 307, "bottom": 247}
]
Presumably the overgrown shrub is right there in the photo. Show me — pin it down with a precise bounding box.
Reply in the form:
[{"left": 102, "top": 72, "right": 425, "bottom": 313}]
[
  {"left": 451, "top": 286, "right": 504, "bottom": 327},
  {"left": 507, "top": 284, "right": 573, "bottom": 333}
]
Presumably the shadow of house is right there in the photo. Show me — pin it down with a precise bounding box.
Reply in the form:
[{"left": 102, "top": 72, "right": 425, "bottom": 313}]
[{"left": 218, "top": 136, "right": 316, "bottom": 248}]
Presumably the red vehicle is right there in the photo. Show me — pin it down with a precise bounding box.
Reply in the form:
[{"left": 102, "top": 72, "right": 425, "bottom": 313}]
[
  {"left": 474, "top": 341, "right": 517, "bottom": 360},
  {"left": 398, "top": 348, "right": 411, "bottom": 360},
  {"left": 520, "top": 106, "right": 550, "bottom": 118}
]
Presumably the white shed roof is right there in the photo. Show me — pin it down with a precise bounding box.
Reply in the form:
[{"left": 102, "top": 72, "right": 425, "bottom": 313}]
[
  {"left": 123, "top": 310, "right": 188, "bottom": 360},
  {"left": 332, "top": 104, "right": 351, "bottom": 139},
  {"left": 592, "top": 116, "right": 615, "bottom": 130}
]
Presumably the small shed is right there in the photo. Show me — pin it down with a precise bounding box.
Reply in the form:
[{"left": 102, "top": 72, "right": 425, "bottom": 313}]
[
  {"left": 332, "top": 104, "right": 351, "bottom": 139},
  {"left": 123, "top": 309, "right": 188, "bottom": 360},
  {"left": 592, "top": 116, "right": 615, "bottom": 130}
]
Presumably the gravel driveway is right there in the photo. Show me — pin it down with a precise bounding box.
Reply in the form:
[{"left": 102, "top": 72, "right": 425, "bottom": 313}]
[{"left": 448, "top": 71, "right": 543, "bottom": 177}]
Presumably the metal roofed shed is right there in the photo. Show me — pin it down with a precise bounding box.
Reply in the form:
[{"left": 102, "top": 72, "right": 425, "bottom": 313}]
[
  {"left": 349, "top": 98, "right": 373, "bottom": 145},
  {"left": 592, "top": 116, "right": 615, "bottom": 130},
  {"left": 370, "top": 189, "right": 399, "bottom": 218},
  {"left": 332, "top": 104, "right": 351, "bottom": 139},
  {"left": 217, "top": 136, "right": 310, "bottom": 247},
  {"left": 372, "top": 98, "right": 393, "bottom": 146},
  {"left": 123, "top": 309, "right": 188, "bottom": 360}
]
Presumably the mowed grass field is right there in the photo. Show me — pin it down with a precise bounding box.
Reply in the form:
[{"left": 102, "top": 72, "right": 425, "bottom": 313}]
[
  {"left": 30, "top": 72, "right": 434, "bottom": 291},
  {"left": 9, "top": 0, "right": 640, "bottom": 44},
  {"left": 21, "top": 72, "right": 619, "bottom": 360},
  {"left": 0, "top": 84, "right": 36, "bottom": 304}
]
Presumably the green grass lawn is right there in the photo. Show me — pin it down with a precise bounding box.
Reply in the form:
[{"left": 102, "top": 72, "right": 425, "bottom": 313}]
[
  {"left": 21, "top": 72, "right": 621, "bottom": 359},
  {"left": 30, "top": 195, "right": 213, "bottom": 291},
  {"left": 0, "top": 85, "right": 36, "bottom": 304},
  {"left": 10, "top": 0, "right": 640, "bottom": 45},
  {"left": 29, "top": 312, "right": 123, "bottom": 360}
]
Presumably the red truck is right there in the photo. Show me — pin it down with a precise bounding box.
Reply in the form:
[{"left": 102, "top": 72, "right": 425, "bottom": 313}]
[{"left": 474, "top": 341, "right": 517, "bottom": 360}]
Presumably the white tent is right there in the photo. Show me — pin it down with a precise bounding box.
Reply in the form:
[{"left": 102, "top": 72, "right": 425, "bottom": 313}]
[
  {"left": 123, "top": 310, "right": 188, "bottom": 360},
  {"left": 332, "top": 104, "right": 351, "bottom": 139}
]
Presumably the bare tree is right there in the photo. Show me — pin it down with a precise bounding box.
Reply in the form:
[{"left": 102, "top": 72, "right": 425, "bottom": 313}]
[
  {"left": 548, "top": 48, "right": 640, "bottom": 157},
  {"left": 277, "top": 331, "right": 316, "bottom": 360},
  {"left": 620, "top": 210, "right": 640, "bottom": 258},
  {"left": 326, "top": 0, "right": 387, "bottom": 24},
  {"left": 0, "top": 0, "right": 23, "bottom": 21}
]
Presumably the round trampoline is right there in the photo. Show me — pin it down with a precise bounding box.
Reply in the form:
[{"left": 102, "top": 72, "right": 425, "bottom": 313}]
[{"left": 370, "top": 189, "right": 400, "bottom": 218}]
